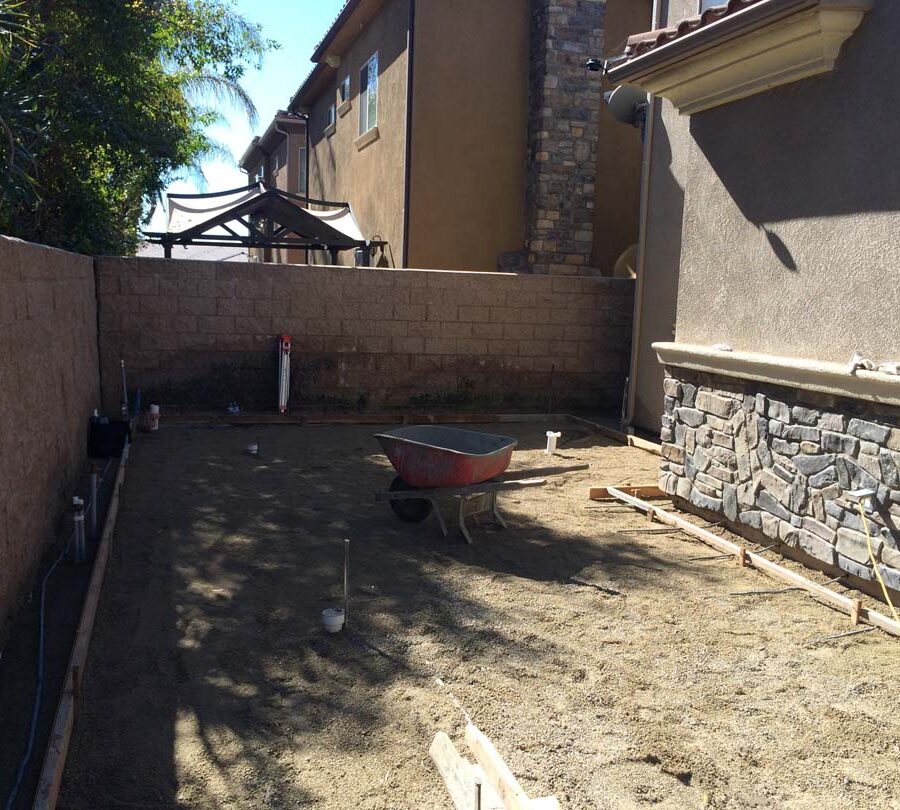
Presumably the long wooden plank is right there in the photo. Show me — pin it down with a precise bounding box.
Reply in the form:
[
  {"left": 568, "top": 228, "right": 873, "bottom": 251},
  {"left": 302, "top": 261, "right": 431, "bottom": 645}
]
[
  {"left": 430, "top": 732, "right": 478, "bottom": 810},
  {"left": 34, "top": 453, "right": 128, "bottom": 810},
  {"left": 430, "top": 733, "right": 504, "bottom": 810},
  {"left": 568, "top": 416, "right": 662, "bottom": 456},
  {"left": 464, "top": 724, "right": 533, "bottom": 810},
  {"left": 589, "top": 485, "right": 666, "bottom": 501},
  {"left": 606, "top": 487, "right": 900, "bottom": 639},
  {"left": 626, "top": 434, "right": 662, "bottom": 455},
  {"left": 31, "top": 693, "right": 74, "bottom": 810},
  {"left": 377, "top": 478, "right": 548, "bottom": 502},
  {"left": 68, "top": 462, "right": 125, "bottom": 693}
]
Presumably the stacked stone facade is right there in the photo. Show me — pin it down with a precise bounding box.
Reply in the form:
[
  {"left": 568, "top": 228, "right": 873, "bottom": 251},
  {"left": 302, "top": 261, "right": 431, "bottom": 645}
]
[
  {"left": 526, "top": 0, "right": 604, "bottom": 276},
  {"left": 659, "top": 368, "right": 900, "bottom": 593}
]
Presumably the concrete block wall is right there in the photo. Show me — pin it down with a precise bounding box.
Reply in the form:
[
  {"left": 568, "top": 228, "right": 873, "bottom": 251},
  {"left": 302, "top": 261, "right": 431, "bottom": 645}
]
[
  {"left": 95, "top": 258, "right": 634, "bottom": 413},
  {"left": 0, "top": 237, "right": 100, "bottom": 634},
  {"left": 659, "top": 368, "right": 900, "bottom": 597}
]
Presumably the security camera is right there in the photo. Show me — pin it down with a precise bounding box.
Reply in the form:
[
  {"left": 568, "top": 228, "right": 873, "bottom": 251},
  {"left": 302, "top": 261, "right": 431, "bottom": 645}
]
[{"left": 585, "top": 58, "right": 604, "bottom": 72}]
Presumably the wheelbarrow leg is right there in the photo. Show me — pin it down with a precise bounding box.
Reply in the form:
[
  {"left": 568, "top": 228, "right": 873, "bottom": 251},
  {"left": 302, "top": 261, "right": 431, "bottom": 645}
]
[
  {"left": 491, "top": 491, "right": 507, "bottom": 529},
  {"left": 430, "top": 499, "right": 448, "bottom": 538},
  {"left": 458, "top": 497, "right": 474, "bottom": 544}
]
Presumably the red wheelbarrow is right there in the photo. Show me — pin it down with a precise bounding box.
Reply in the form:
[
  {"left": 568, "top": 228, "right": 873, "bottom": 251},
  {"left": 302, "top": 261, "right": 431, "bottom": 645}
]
[{"left": 375, "top": 426, "right": 587, "bottom": 542}]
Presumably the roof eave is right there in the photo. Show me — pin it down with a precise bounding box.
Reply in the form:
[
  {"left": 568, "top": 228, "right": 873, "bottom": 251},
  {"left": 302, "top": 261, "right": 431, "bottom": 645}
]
[{"left": 609, "top": 0, "right": 820, "bottom": 83}]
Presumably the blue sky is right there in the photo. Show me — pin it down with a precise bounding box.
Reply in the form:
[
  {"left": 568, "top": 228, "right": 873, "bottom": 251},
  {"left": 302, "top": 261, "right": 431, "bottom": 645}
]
[{"left": 149, "top": 0, "right": 345, "bottom": 229}]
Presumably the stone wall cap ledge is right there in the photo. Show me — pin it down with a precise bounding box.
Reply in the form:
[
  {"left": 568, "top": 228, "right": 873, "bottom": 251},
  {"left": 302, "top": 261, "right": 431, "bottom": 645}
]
[{"left": 653, "top": 342, "right": 900, "bottom": 407}]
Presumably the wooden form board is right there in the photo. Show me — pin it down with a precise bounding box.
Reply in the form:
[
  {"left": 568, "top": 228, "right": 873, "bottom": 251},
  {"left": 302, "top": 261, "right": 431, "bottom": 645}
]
[
  {"left": 431, "top": 725, "right": 560, "bottom": 810},
  {"left": 604, "top": 487, "right": 900, "bottom": 639},
  {"left": 33, "top": 452, "right": 128, "bottom": 810},
  {"left": 568, "top": 416, "right": 662, "bottom": 456},
  {"left": 589, "top": 485, "right": 666, "bottom": 501}
]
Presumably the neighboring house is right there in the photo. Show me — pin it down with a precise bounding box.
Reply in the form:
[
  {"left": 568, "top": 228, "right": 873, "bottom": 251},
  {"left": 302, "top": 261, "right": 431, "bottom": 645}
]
[
  {"left": 610, "top": 0, "right": 899, "bottom": 594},
  {"left": 238, "top": 110, "right": 308, "bottom": 263},
  {"left": 242, "top": 0, "right": 650, "bottom": 274}
]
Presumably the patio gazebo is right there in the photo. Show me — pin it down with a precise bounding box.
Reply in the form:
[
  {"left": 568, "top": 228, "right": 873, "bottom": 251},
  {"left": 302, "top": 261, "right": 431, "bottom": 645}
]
[{"left": 143, "top": 183, "right": 383, "bottom": 265}]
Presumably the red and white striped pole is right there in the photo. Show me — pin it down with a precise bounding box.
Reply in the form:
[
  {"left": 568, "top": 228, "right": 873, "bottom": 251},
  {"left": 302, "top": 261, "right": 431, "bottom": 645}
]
[{"left": 277, "top": 335, "right": 292, "bottom": 414}]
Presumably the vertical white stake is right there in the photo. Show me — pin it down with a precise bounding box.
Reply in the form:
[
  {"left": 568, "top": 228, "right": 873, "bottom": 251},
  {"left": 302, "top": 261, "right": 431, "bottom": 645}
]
[
  {"left": 343, "top": 538, "right": 350, "bottom": 632},
  {"left": 89, "top": 463, "right": 99, "bottom": 541},
  {"left": 72, "top": 497, "right": 85, "bottom": 563},
  {"left": 120, "top": 359, "right": 129, "bottom": 420}
]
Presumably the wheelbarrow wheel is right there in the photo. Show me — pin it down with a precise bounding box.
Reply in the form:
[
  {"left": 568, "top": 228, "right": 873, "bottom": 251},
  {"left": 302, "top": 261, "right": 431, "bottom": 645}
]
[{"left": 389, "top": 477, "right": 433, "bottom": 523}]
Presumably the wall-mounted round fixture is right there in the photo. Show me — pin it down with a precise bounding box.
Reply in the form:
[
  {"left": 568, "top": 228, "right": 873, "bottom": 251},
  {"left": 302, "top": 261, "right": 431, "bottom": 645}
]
[{"left": 604, "top": 84, "right": 649, "bottom": 128}]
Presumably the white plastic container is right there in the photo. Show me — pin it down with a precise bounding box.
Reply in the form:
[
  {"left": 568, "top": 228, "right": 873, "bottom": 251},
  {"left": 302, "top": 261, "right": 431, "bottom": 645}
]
[
  {"left": 148, "top": 404, "right": 160, "bottom": 431},
  {"left": 246, "top": 443, "right": 259, "bottom": 456},
  {"left": 546, "top": 430, "right": 561, "bottom": 455},
  {"left": 322, "top": 608, "right": 345, "bottom": 633}
]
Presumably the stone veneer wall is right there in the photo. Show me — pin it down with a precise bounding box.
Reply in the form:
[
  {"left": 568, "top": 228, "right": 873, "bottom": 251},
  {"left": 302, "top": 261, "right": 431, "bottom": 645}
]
[
  {"left": 659, "top": 368, "right": 900, "bottom": 594},
  {"left": 96, "top": 258, "right": 634, "bottom": 413},
  {"left": 0, "top": 237, "right": 100, "bottom": 634},
  {"left": 525, "top": 0, "right": 604, "bottom": 275}
]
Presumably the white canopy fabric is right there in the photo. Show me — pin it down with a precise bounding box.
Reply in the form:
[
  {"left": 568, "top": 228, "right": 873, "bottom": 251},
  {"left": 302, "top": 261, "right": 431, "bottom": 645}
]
[
  {"left": 164, "top": 184, "right": 366, "bottom": 245},
  {"left": 167, "top": 186, "right": 261, "bottom": 234},
  {"left": 304, "top": 206, "right": 365, "bottom": 242}
]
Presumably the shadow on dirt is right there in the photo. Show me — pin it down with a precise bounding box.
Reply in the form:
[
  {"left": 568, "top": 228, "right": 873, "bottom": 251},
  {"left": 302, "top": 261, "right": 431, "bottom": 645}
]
[{"left": 59, "top": 422, "right": 674, "bottom": 808}]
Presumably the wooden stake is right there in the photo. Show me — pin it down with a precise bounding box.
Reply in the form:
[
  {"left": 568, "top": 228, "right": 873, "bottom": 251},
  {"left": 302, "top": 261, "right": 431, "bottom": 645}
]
[
  {"left": 465, "top": 724, "right": 535, "bottom": 810},
  {"left": 850, "top": 598, "right": 862, "bottom": 626},
  {"left": 737, "top": 547, "right": 748, "bottom": 568},
  {"left": 589, "top": 485, "right": 665, "bottom": 501}
]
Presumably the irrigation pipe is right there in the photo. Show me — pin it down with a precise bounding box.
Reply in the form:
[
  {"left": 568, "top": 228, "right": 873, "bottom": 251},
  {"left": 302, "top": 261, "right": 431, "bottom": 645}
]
[
  {"left": 857, "top": 502, "right": 900, "bottom": 623},
  {"left": 3, "top": 458, "right": 113, "bottom": 810}
]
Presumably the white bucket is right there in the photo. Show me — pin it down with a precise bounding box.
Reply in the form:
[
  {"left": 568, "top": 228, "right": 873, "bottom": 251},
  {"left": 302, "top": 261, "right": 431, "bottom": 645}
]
[
  {"left": 322, "top": 608, "right": 345, "bottom": 633},
  {"left": 246, "top": 443, "right": 259, "bottom": 456},
  {"left": 148, "top": 404, "right": 160, "bottom": 431},
  {"left": 546, "top": 430, "right": 561, "bottom": 455}
]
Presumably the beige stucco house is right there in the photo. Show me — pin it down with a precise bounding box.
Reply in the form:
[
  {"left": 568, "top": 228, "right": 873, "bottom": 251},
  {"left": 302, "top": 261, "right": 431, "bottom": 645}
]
[
  {"left": 242, "top": 0, "right": 650, "bottom": 275},
  {"left": 610, "top": 0, "right": 899, "bottom": 598},
  {"left": 238, "top": 110, "right": 308, "bottom": 263}
]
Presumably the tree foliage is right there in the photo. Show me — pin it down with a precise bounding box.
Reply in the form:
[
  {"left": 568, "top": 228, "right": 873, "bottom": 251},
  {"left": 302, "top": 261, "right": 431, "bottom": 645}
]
[{"left": 0, "top": 0, "right": 274, "bottom": 255}]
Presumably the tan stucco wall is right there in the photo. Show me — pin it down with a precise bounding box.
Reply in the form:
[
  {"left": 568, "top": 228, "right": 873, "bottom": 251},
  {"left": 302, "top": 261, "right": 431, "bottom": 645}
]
[
  {"left": 405, "top": 0, "right": 529, "bottom": 272},
  {"left": 271, "top": 129, "right": 309, "bottom": 265},
  {"left": 631, "top": 94, "right": 688, "bottom": 434},
  {"left": 306, "top": 0, "right": 410, "bottom": 267},
  {"left": 666, "top": 1, "right": 899, "bottom": 364},
  {"left": 627, "top": 0, "right": 693, "bottom": 433},
  {"left": 591, "top": 0, "right": 651, "bottom": 275},
  {"left": 0, "top": 237, "right": 100, "bottom": 634}
]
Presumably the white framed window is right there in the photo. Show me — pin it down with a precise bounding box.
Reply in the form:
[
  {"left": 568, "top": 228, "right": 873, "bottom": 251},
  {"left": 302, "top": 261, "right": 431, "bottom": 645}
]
[
  {"left": 297, "top": 145, "right": 308, "bottom": 195},
  {"left": 339, "top": 75, "right": 351, "bottom": 103},
  {"left": 325, "top": 102, "right": 336, "bottom": 132},
  {"left": 359, "top": 52, "right": 378, "bottom": 136}
]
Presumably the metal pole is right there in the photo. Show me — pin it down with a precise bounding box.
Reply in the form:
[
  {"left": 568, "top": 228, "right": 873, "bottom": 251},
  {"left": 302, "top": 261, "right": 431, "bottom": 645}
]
[
  {"left": 72, "top": 497, "right": 85, "bottom": 564},
  {"left": 89, "top": 463, "right": 100, "bottom": 542},
  {"left": 120, "top": 359, "right": 129, "bottom": 420},
  {"left": 343, "top": 538, "right": 350, "bottom": 632}
]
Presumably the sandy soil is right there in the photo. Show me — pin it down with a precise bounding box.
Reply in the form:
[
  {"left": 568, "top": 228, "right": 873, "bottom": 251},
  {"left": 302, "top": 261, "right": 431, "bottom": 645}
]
[{"left": 60, "top": 422, "right": 900, "bottom": 810}]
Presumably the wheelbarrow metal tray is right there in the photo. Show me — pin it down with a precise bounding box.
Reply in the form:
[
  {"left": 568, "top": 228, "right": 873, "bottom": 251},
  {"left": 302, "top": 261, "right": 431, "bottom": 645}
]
[{"left": 375, "top": 426, "right": 517, "bottom": 488}]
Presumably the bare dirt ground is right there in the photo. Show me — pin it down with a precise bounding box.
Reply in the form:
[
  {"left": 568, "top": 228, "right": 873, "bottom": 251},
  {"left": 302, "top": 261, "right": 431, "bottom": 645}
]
[{"left": 60, "top": 422, "right": 900, "bottom": 810}]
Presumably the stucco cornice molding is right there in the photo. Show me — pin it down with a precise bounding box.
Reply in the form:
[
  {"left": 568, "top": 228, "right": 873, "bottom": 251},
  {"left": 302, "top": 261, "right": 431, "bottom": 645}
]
[
  {"left": 653, "top": 342, "right": 900, "bottom": 406},
  {"left": 609, "top": 0, "right": 873, "bottom": 115}
]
